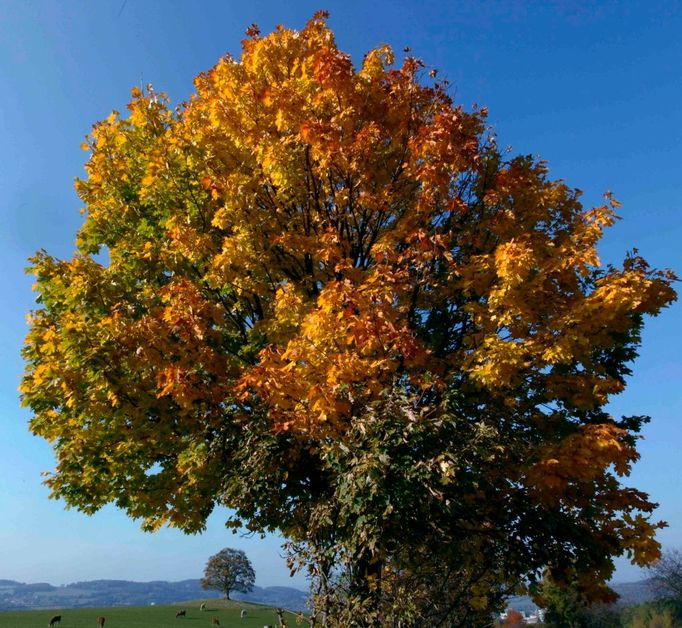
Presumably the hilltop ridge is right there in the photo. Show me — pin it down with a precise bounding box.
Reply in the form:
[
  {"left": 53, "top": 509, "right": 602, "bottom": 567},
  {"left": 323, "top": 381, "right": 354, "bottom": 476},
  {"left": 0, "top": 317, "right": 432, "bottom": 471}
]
[{"left": 0, "top": 578, "right": 308, "bottom": 612}]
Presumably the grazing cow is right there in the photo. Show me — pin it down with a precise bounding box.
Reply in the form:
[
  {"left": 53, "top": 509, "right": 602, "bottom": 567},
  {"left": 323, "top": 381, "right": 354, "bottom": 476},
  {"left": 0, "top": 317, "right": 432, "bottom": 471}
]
[
  {"left": 98, "top": 617, "right": 106, "bottom": 627},
  {"left": 200, "top": 602, "right": 206, "bottom": 611},
  {"left": 176, "top": 609, "right": 187, "bottom": 618},
  {"left": 48, "top": 615, "right": 61, "bottom": 627},
  {"left": 240, "top": 609, "right": 247, "bottom": 618},
  {"left": 212, "top": 619, "right": 220, "bottom": 626}
]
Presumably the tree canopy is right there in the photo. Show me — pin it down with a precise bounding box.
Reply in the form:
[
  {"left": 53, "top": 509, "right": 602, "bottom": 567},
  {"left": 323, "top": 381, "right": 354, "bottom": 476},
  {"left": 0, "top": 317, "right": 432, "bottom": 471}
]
[
  {"left": 201, "top": 547, "right": 255, "bottom": 599},
  {"left": 21, "top": 12, "right": 677, "bottom": 625}
]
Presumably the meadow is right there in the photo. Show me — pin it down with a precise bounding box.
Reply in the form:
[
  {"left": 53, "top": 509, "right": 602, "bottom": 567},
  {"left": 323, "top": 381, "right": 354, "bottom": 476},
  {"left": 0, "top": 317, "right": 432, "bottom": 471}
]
[{"left": 0, "top": 599, "right": 309, "bottom": 628}]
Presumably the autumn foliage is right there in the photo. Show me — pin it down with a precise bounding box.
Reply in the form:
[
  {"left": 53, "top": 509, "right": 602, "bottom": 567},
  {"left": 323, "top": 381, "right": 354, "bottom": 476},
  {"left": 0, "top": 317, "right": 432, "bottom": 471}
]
[{"left": 21, "top": 12, "right": 676, "bottom": 625}]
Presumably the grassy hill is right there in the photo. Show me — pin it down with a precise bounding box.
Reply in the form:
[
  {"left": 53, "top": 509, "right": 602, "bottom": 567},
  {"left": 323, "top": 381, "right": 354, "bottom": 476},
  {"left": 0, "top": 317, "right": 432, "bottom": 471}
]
[
  {"left": 0, "top": 600, "right": 308, "bottom": 627},
  {"left": 0, "top": 579, "right": 308, "bottom": 613}
]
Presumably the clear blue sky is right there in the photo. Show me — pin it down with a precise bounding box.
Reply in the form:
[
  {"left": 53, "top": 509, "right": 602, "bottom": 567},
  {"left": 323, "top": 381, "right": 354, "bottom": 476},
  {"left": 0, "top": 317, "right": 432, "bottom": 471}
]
[{"left": 1, "top": 0, "right": 680, "bottom": 587}]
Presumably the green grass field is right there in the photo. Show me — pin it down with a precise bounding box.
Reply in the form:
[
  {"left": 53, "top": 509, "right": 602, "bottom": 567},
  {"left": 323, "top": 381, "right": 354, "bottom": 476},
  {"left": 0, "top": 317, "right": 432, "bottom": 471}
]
[{"left": 0, "top": 599, "right": 309, "bottom": 628}]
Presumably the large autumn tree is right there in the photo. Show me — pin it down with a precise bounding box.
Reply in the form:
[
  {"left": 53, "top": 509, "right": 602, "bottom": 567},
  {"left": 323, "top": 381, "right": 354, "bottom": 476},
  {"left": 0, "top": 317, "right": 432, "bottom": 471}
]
[{"left": 22, "top": 13, "right": 676, "bottom": 626}]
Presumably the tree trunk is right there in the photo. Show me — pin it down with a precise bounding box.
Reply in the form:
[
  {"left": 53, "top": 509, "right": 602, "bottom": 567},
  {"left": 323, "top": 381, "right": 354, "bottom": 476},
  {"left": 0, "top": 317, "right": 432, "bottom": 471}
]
[{"left": 350, "top": 552, "right": 383, "bottom": 626}]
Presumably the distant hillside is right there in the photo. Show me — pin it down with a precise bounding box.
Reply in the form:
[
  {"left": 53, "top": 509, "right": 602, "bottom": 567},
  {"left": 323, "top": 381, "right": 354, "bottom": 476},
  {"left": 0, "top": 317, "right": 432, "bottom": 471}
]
[
  {"left": 611, "top": 579, "right": 658, "bottom": 606},
  {"left": 0, "top": 578, "right": 308, "bottom": 612},
  {"left": 0, "top": 576, "right": 654, "bottom": 615},
  {"left": 504, "top": 579, "right": 657, "bottom": 614}
]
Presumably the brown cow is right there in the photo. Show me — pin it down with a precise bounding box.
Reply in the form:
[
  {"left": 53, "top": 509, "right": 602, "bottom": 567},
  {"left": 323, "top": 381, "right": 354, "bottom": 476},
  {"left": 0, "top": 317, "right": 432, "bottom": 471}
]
[
  {"left": 212, "top": 619, "right": 220, "bottom": 626},
  {"left": 98, "top": 616, "right": 106, "bottom": 627},
  {"left": 176, "top": 609, "right": 187, "bottom": 618},
  {"left": 48, "top": 615, "right": 61, "bottom": 627}
]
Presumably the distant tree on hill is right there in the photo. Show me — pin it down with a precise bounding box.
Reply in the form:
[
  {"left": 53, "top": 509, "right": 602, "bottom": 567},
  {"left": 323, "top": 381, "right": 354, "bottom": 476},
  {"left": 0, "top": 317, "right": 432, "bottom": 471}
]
[
  {"left": 201, "top": 548, "right": 255, "bottom": 600},
  {"left": 650, "top": 549, "right": 682, "bottom": 601}
]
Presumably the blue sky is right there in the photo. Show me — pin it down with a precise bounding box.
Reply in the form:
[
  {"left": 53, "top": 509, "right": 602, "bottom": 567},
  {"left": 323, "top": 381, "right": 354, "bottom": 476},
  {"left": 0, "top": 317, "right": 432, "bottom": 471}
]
[{"left": 0, "top": 0, "right": 680, "bottom": 587}]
